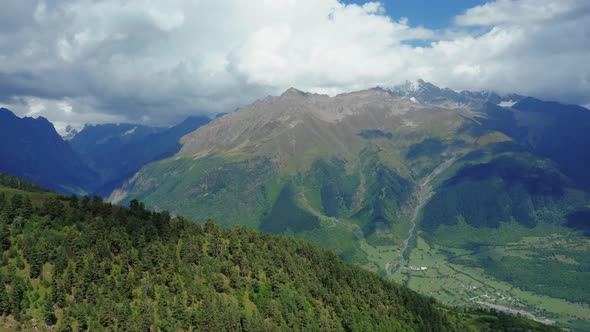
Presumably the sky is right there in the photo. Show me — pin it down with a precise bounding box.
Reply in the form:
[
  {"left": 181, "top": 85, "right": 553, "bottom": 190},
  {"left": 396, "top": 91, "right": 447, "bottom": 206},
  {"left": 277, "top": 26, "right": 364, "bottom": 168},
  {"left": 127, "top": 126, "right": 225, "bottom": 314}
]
[
  {"left": 0, "top": 0, "right": 589, "bottom": 133},
  {"left": 343, "top": 0, "right": 489, "bottom": 29}
]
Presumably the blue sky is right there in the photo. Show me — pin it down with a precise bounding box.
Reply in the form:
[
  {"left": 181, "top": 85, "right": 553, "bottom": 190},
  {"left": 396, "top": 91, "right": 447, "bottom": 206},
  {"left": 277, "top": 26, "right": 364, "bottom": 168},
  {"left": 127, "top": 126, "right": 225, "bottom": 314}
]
[{"left": 343, "top": 0, "right": 490, "bottom": 29}]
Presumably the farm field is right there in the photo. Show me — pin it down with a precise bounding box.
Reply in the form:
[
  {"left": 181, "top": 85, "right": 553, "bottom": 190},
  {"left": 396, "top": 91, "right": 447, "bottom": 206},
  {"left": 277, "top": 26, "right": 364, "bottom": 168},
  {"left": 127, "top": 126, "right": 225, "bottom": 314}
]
[{"left": 392, "top": 234, "right": 590, "bottom": 330}]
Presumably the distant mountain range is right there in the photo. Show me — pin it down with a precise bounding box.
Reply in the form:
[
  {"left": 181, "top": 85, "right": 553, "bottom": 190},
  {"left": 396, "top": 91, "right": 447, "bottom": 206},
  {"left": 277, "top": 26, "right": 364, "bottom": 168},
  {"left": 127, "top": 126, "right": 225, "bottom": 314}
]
[
  {"left": 70, "top": 115, "right": 211, "bottom": 196},
  {"left": 0, "top": 108, "right": 98, "bottom": 194},
  {"left": 385, "top": 79, "right": 524, "bottom": 107}
]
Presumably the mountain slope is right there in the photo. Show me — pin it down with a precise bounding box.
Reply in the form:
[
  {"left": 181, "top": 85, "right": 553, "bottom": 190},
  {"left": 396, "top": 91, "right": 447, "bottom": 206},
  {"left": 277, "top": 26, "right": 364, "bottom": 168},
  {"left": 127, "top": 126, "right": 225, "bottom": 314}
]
[
  {"left": 69, "top": 123, "right": 166, "bottom": 162},
  {"left": 112, "top": 87, "right": 502, "bottom": 270},
  {"left": 510, "top": 97, "right": 590, "bottom": 188},
  {"left": 0, "top": 108, "right": 98, "bottom": 194},
  {"left": 462, "top": 98, "right": 590, "bottom": 188},
  {"left": 400, "top": 144, "right": 590, "bottom": 329},
  {"left": 422, "top": 150, "right": 571, "bottom": 232},
  {"left": 0, "top": 183, "right": 559, "bottom": 331}
]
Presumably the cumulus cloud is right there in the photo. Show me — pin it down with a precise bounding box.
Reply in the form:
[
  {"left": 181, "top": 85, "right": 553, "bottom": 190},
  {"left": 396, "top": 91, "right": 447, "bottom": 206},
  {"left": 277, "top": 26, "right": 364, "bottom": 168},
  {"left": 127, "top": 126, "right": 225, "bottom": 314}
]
[{"left": 0, "top": 0, "right": 588, "bottom": 130}]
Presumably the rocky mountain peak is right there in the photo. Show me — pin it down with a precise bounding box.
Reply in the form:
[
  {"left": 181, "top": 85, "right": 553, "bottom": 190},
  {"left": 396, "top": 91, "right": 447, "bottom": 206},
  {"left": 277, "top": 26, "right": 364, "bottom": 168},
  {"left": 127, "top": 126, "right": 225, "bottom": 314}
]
[
  {"left": 279, "top": 87, "right": 308, "bottom": 99},
  {"left": 384, "top": 79, "right": 524, "bottom": 108}
]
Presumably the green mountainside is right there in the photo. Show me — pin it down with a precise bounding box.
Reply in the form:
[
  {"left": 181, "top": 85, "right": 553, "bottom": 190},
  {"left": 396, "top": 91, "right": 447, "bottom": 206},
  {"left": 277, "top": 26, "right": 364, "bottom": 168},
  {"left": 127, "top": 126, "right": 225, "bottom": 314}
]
[
  {"left": 0, "top": 184, "right": 562, "bottom": 331},
  {"left": 422, "top": 150, "right": 573, "bottom": 232}
]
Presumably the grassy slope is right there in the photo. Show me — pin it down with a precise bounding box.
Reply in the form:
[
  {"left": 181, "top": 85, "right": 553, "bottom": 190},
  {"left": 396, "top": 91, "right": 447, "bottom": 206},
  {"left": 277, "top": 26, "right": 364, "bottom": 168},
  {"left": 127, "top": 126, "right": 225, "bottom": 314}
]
[{"left": 118, "top": 156, "right": 282, "bottom": 229}]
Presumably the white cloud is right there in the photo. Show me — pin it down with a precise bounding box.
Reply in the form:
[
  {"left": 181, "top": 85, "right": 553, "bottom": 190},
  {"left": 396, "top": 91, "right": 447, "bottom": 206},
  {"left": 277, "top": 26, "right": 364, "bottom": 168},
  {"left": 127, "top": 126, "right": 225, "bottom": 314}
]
[
  {"left": 0, "top": 0, "right": 589, "bottom": 127},
  {"left": 1, "top": 96, "right": 126, "bottom": 134},
  {"left": 454, "top": 0, "right": 585, "bottom": 26},
  {"left": 26, "top": 98, "right": 46, "bottom": 116},
  {"left": 57, "top": 101, "right": 72, "bottom": 114}
]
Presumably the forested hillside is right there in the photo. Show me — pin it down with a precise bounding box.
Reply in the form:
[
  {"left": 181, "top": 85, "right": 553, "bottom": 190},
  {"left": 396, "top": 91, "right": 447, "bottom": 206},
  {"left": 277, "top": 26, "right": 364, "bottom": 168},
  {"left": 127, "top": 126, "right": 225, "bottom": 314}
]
[
  {"left": 0, "top": 172, "right": 46, "bottom": 193},
  {"left": 0, "top": 185, "right": 559, "bottom": 331}
]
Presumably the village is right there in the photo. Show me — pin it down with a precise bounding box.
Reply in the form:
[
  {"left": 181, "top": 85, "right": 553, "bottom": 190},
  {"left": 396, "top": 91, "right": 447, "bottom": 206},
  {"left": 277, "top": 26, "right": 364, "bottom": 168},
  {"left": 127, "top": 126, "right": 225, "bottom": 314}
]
[{"left": 402, "top": 264, "right": 556, "bottom": 326}]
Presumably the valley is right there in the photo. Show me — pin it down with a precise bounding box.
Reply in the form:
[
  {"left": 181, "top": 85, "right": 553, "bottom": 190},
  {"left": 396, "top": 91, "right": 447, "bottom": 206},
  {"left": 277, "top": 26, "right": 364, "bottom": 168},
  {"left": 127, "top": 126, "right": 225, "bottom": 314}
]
[
  {"left": 296, "top": 181, "right": 402, "bottom": 275},
  {"left": 387, "top": 155, "right": 458, "bottom": 275},
  {"left": 393, "top": 232, "right": 590, "bottom": 330}
]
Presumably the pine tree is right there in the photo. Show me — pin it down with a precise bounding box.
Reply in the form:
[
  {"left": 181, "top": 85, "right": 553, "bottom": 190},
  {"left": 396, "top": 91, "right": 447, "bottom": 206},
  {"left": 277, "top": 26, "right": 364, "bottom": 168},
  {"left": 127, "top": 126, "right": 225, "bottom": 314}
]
[
  {"left": 43, "top": 292, "right": 57, "bottom": 325},
  {"left": 0, "top": 222, "right": 9, "bottom": 251},
  {"left": 1, "top": 203, "right": 13, "bottom": 225},
  {"left": 54, "top": 248, "right": 68, "bottom": 275},
  {"left": 0, "top": 272, "right": 8, "bottom": 315},
  {"left": 21, "top": 196, "right": 33, "bottom": 219},
  {"left": 69, "top": 194, "right": 79, "bottom": 209},
  {"left": 52, "top": 277, "right": 66, "bottom": 308},
  {"left": 42, "top": 197, "right": 64, "bottom": 219},
  {"left": 0, "top": 192, "right": 6, "bottom": 211},
  {"left": 10, "top": 194, "right": 23, "bottom": 213},
  {"left": 29, "top": 248, "right": 43, "bottom": 279},
  {"left": 9, "top": 277, "right": 26, "bottom": 319}
]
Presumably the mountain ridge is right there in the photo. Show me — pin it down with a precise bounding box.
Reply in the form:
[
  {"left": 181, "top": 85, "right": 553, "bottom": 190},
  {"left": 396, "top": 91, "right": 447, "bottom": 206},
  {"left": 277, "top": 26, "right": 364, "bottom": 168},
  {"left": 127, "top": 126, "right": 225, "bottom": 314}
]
[{"left": 385, "top": 79, "right": 524, "bottom": 107}]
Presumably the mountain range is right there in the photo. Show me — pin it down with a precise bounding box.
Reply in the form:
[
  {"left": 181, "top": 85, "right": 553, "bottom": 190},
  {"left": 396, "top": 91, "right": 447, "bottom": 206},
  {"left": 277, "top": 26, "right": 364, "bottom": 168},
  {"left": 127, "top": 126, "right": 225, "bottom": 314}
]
[{"left": 1, "top": 80, "right": 589, "bottom": 330}]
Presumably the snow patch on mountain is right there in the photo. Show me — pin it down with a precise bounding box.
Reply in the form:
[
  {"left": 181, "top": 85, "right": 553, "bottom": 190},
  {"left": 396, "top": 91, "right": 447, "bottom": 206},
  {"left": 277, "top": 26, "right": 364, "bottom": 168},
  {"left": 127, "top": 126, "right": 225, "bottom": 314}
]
[
  {"left": 123, "top": 127, "right": 138, "bottom": 136},
  {"left": 498, "top": 100, "right": 517, "bottom": 107},
  {"left": 61, "top": 124, "right": 80, "bottom": 140}
]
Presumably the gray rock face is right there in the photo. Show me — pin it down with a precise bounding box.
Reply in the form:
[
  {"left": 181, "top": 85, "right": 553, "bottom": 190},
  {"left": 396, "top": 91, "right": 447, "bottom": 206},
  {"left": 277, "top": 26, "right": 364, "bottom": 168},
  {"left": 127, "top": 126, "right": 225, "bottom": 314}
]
[{"left": 178, "top": 87, "right": 440, "bottom": 159}]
